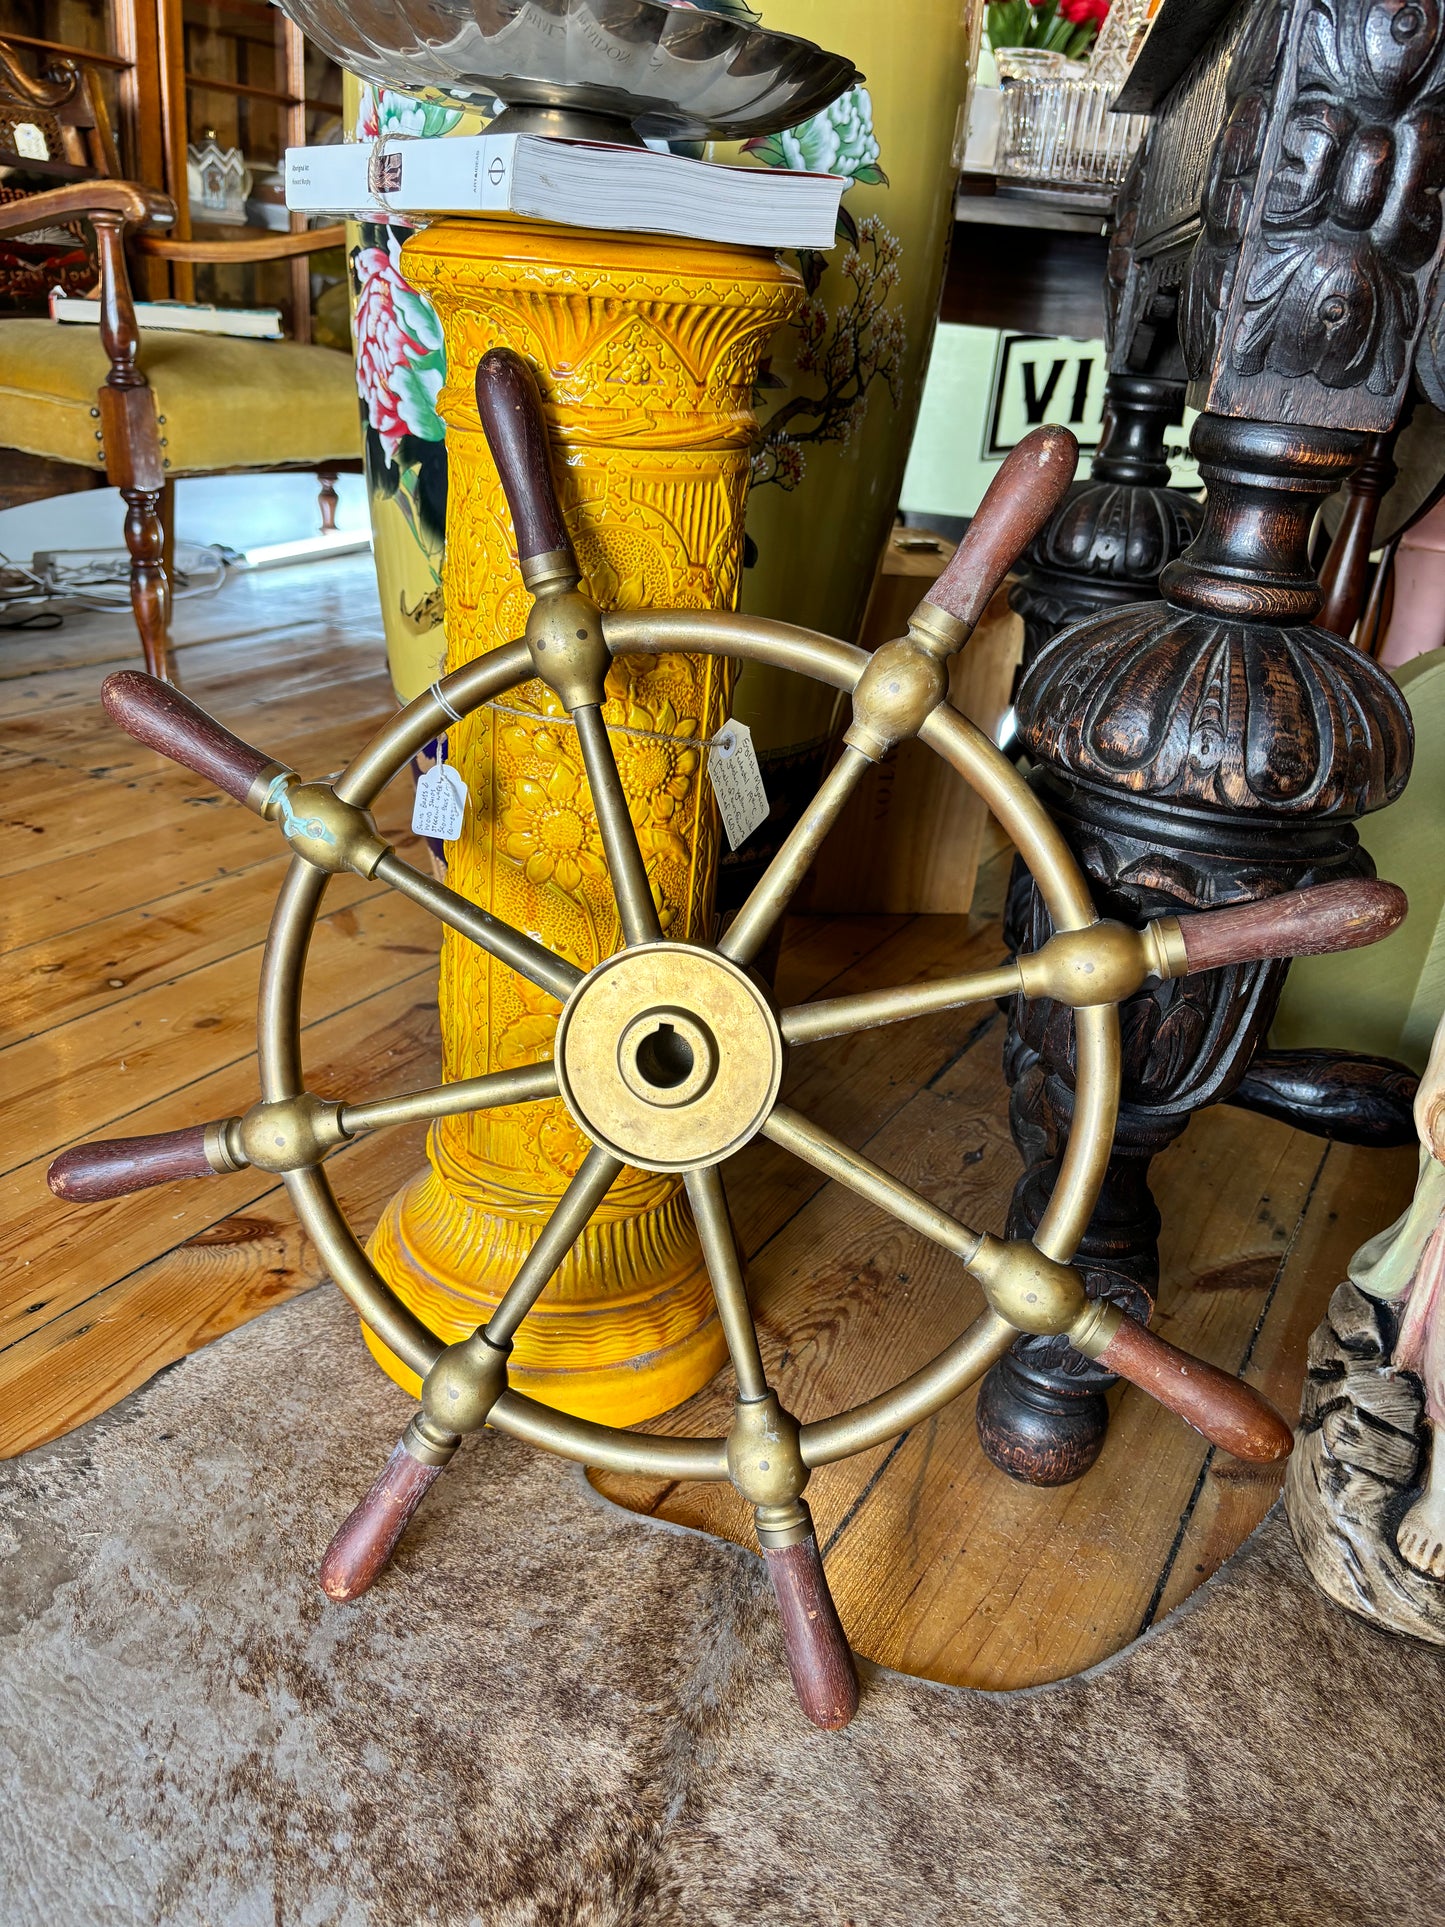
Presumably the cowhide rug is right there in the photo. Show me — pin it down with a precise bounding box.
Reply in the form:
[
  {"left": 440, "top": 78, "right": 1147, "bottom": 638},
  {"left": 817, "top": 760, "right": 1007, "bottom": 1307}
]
[{"left": 2, "top": 1286, "right": 1442, "bottom": 1927}]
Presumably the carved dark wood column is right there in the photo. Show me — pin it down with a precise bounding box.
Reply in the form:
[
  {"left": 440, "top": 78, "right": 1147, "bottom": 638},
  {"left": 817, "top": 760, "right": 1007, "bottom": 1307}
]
[
  {"left": 978, "top": 0, "right": 1431, "bottom": 1486},
  {"left": 1010, "top": 372, "right": 1201, "bottom": 667},
  {"left": 1010, "top": 150, "right": 1202, "bottom": 671}
]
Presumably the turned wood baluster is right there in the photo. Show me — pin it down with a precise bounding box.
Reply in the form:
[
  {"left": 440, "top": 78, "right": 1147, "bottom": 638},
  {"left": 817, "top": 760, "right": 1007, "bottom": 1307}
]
[
  {"left": 985, "top": 414, "right": 1415, "bottom": 1486},
  {"left": 1316, "top": 430, "right": 1401, "bottom": 643},
  {"left": 317, "top": 466, "right": 340, "bottom": 534},
  {"left": 93, "top": 210, "right": 171, "bottom": 681}
]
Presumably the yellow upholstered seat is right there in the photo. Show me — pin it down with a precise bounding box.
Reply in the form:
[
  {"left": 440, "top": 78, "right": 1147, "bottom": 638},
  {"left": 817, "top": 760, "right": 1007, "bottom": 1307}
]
[{"left": 0, "top": 318, "right": 361, "bottom": 474}]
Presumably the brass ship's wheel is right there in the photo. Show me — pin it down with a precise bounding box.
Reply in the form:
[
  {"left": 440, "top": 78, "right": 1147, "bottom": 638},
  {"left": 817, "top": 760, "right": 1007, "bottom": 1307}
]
[{"left": 51, "top": 352, "right": 1404, "bottom": 1729}]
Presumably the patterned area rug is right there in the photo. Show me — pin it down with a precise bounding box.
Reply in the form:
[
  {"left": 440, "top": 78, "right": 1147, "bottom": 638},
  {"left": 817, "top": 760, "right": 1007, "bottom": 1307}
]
[{"left": 2, "top": 1286, "right": 1443, "bottom": 1927}]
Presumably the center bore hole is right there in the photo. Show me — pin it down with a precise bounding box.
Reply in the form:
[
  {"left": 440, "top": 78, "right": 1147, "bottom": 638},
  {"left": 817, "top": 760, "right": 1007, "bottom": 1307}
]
[{"left": 635, "top": 1021, "right": 695, "bottom": 1090}]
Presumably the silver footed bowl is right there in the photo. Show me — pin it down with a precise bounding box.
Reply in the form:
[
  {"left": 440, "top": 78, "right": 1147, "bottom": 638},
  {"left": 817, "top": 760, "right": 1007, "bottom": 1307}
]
[
  {"left": 278, "top": 0, "right": 859, "bottom": 144},
  {"left": 283, "top": 0, "right": 859, "bottom": 142}
]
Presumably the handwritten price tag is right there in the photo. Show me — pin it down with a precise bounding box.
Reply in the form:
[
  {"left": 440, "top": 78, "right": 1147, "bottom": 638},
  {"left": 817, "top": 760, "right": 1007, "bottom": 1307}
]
[
  {"left": 411, "top": 761, "right": 468, "bottom": 843},
  {"left": 708, "top": 720, "right": 769, "bottom": 852}
]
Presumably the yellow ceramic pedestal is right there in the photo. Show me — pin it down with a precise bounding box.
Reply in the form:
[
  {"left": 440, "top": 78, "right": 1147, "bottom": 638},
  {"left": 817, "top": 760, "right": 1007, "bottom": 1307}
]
[{"left": 365, "top": 218, "right": 801, "bottom": 1424}]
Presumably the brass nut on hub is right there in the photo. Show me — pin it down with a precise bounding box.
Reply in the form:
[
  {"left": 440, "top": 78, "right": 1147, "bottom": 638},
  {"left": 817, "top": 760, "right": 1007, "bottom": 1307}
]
[
  {"left": 555, "top": 943, "right": 782, "bottom": 1171},
  {"left": 421, "top": 1329, "right": 513, "bottom": 1437},
  {"left": 616, "top": 1008, "right": 717, "bottom": 1108},
  {"left": 524, "top": 587, "right": 610, "bottom": 712},
  {"left": 1015, "top": 918, "right": 1187, "bottom": 1008},
  {"left": 968, "top": 1234, "right": 1087, "bottom": 1335},
  {"left": 235, "top": 1092, "right": 349, "bottom": 1172},
  {"left": 262, "top": 778, "right": 389, "bottom": 877},
  {"left": 726, "top": 1392, "right": 807, "bottom": 1510},
  {"left": 844, "top": 635, "right": 949, "bottom": 761}
]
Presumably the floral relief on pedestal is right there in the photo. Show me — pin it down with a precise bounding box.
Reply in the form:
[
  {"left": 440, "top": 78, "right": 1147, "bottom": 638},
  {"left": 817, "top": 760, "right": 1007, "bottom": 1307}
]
[{"left": 399, "top": 224, "right": 801, "bottom": 1216}]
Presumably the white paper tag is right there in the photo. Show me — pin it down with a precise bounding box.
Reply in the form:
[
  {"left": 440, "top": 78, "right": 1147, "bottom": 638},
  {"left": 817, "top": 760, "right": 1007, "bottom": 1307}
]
[
  {"left": 411, "top": 761, "right": 468, "bottom": 842},
  {"left": 708, "top": 720, "right": 769, "bottom": 852}
]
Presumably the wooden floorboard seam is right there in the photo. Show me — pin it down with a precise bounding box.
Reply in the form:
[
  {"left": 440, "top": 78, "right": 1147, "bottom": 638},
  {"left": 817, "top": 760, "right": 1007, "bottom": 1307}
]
[
  {"left": 1, "top": 867, "right": 393, "bottom": 1052},
  {"left": 3, "top": 953, "right": 439, "bottom": 1179},
  {"left": 821, "top": 1428, "right": 913, "bottom": 1559},
  {"left": 1138, "top": 1135, "right": 1331, "bottom": 1633}
]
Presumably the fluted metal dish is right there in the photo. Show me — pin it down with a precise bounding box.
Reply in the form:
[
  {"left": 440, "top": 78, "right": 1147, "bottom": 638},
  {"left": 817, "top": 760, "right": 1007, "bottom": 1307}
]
[{"left": 278, "top": 0, "right": 860, "bottom": 144}]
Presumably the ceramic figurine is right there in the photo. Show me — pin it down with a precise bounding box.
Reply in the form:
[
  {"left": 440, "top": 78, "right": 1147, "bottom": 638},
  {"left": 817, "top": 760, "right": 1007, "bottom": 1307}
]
[{"left": 1287, "top": 1009, "right": 1445, "bottom": 1639}]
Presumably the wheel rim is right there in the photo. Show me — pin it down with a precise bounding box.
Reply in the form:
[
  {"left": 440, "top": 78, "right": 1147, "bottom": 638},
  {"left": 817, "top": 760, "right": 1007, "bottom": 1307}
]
[{"left": 257, "top": 615, "right": 1119, "bottom": 1482}]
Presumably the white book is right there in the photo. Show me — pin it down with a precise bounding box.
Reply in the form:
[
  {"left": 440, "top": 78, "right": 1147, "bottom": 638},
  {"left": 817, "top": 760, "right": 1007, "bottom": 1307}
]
[
  {"left": 48, "top": 293, "right": 283, "bottom": 339},
  {"left": 285, "top": 134, "right": 843, "bottom": 251}
]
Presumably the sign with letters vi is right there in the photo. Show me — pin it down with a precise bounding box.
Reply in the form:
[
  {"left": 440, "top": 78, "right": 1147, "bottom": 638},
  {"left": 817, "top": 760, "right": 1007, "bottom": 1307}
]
[{"left": 985, "top": 333, "right": 1198, "bottom": 489}]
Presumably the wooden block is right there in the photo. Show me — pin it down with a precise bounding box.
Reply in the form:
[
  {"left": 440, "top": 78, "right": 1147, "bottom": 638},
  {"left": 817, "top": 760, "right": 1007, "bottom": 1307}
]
[{"left": 803, "top": 531, "right": 1023, "bottom": 915}]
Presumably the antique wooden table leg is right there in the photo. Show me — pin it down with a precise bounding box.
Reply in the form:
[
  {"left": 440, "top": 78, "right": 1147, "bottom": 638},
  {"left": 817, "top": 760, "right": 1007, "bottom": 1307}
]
[
  {"left": 979, "top": 414, "right": 1415, "bottom": 1485},
  {"left": 1009, "top": 370, "right": 1201, "bottom": 671},
  {"left": 975, "top": 0, "right": 1444, "bottom": 1485},
  {"left": 982, "top": 182, "right": 1203, "bottom": 1482}
]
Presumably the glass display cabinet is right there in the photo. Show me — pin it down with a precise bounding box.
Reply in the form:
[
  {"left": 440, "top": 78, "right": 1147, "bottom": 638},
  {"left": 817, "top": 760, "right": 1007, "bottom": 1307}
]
[{"left": 0, "top": 0, "right": 344, "bottom": 336}]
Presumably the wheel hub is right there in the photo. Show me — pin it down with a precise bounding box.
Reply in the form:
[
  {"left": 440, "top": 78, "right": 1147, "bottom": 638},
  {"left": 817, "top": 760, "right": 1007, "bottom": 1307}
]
[{"left": 554, "top": 943, "right": 783, "bottom": 1172}]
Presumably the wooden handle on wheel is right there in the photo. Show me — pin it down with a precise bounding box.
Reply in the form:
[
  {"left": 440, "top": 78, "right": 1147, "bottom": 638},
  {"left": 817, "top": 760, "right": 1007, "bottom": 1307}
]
[
  {"left": 1097, "top": 1318, "right": 1294, "bottom": 1463},
  {"left": 920, "top": 424, "right": 1078, "bottom": 634},
  {"left": 102, "top": 670, "right": 284, "bottom": 804},
  {"left": 1174, "top": 878, "right": 1406, "bottom": 973},
  {"left": 474, "top": 347, "right": 577, "bottom": 573},
  {"left": 761, "top": 1524, "right": 860, "bottom": 1730},
  {"left": 47, "top": 1122, "right": 232, "bottom": 1201},
  {"left": 320, "top": 1437, "right": 447, "bottom": 1603}
]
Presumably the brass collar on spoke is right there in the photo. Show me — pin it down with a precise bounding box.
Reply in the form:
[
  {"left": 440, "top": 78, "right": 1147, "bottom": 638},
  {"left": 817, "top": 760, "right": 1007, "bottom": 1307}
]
[{"left": 555, "top": 943, "right": 782, "bottom": 1173}]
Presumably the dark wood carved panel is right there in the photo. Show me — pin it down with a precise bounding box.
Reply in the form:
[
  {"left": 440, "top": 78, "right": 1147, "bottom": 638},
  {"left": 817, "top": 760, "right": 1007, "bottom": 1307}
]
[
  {"left": 1133, "top": 7, "right": 1253, "bottom": 254},
  {"left": 1184, "top": 0, "right": 1445, "bottom": 426}
]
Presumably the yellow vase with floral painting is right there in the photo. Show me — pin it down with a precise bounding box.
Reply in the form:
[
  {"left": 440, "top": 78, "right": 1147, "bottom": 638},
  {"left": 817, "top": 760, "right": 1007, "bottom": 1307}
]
[
  {"left": 344, "top": 77, "right": 488, "bottom": 704},
  {"left": 710, "top": 0, "right": 985, "bottom": 904}
]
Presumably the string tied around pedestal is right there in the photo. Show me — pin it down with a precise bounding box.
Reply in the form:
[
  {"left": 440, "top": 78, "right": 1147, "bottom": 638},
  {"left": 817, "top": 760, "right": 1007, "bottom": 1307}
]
[
  {"left": 427, "top": 681, "right": 739, "bottom": 751},
  {"left": 424, "top": 682, "right": 768, "bottom": 848}
]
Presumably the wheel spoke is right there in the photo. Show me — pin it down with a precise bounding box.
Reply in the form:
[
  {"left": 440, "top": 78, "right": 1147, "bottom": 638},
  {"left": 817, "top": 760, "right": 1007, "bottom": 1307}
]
[
  {"left": 762, "top": 1103, "right": 985, "bottom": 1270},
  {"left": 718, "top": 745, "right": 872, "bottom": 967},
  {"left": 685, "top": 1164, "right": 767, "bottom": 1401},
  {"left": 573, "top": 704, "right": 662, "bottom": 946},
  {"left": 484, "top": 1144, "right": 623, "bottom": 1348},
  {"left": 373, "top": 851, "right": 580, "bottom": 1001},
  {"left": 781, "top": 962, "right": 1023, "bottom": 1046},
  {"left": 340, "top": 1061, "right": 559, "bottom": 1137}
]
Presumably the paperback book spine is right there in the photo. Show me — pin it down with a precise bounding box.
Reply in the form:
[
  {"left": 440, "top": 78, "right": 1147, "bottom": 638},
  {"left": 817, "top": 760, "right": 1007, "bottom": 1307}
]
[{"left": 284, "top": 136, "right": 516, "bottom": 216}]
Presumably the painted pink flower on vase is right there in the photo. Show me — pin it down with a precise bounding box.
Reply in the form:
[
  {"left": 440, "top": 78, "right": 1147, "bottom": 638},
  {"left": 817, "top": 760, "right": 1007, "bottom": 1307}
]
[{"left": 352, "top": 235, "right": 446, "bottom": 465}]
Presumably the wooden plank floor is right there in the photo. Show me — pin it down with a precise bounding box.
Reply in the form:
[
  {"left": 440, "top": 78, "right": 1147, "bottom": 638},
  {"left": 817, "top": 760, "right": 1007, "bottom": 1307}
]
[{"left": 0, "top": 558, "right": 1417, "bottom": 1694}]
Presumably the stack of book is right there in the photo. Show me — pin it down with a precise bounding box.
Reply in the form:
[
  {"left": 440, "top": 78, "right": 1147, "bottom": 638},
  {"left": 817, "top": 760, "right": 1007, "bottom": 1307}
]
[
  {"left": 285, "top": 133, "right": 844, "bottom": 250},
  {"left": 48, "top": 292, "right": 283, "bottom": 338}
]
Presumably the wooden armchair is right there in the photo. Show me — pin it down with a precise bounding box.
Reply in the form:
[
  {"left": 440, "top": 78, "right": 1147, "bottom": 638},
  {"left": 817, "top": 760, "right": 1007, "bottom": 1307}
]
[{"left": 0, "top": 37, "right": 360, "bottom": 680}]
